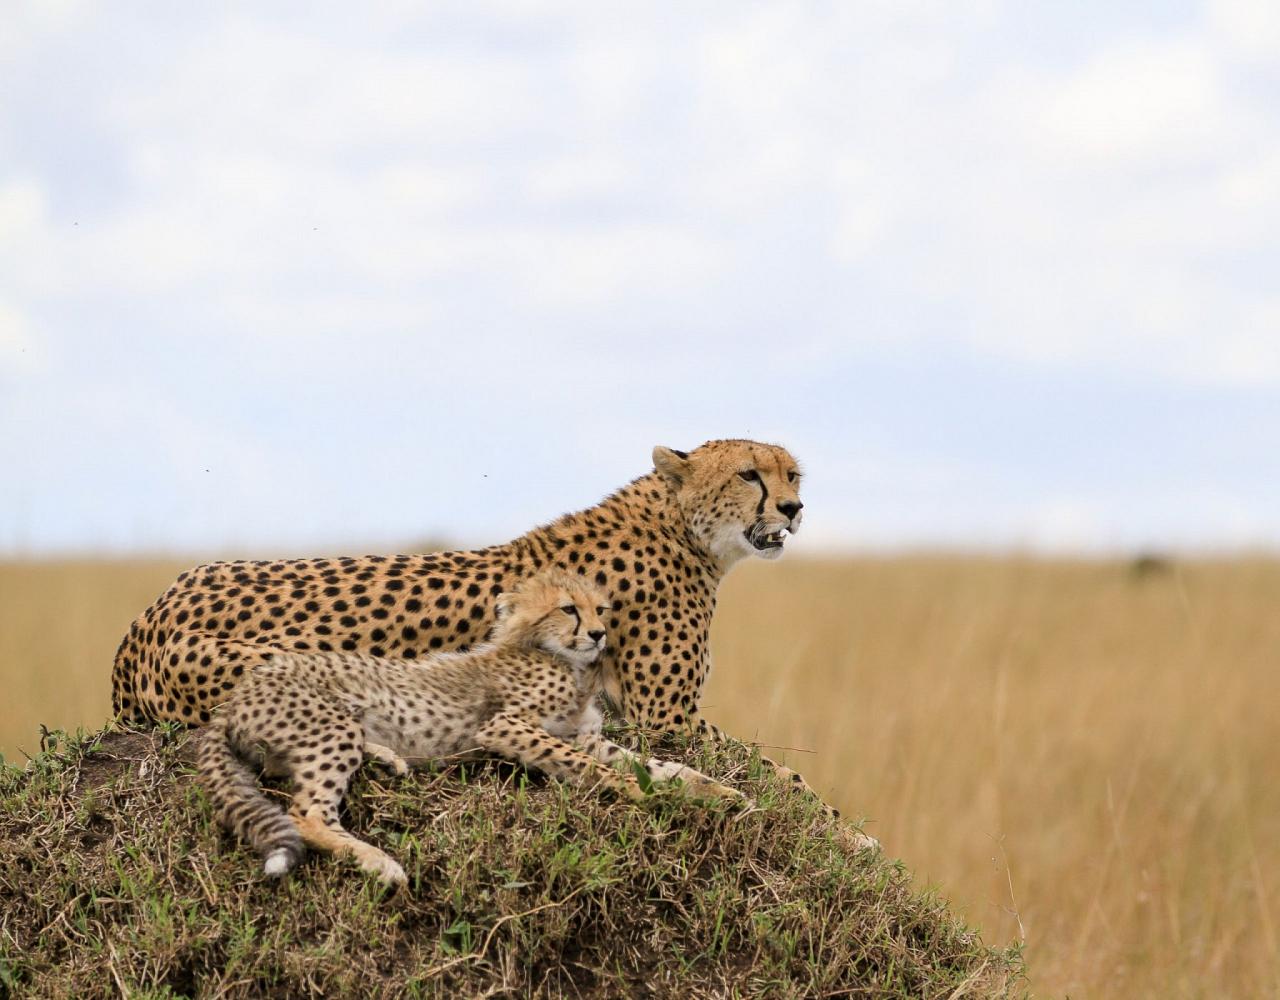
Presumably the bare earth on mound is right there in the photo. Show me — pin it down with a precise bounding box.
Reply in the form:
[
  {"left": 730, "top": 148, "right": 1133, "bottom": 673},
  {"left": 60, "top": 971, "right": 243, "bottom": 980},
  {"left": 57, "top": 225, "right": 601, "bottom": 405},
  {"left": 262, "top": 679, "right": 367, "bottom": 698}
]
[{"left": 0, "top": 727, "right": 1024, "bottom": 999}]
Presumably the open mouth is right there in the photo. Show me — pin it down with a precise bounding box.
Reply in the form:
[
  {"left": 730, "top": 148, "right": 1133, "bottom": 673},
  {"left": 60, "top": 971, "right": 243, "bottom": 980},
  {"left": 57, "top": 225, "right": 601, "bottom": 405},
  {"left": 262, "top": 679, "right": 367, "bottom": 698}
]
[{"left": 745, "top": 525, "right": 789, "bottom": 551}]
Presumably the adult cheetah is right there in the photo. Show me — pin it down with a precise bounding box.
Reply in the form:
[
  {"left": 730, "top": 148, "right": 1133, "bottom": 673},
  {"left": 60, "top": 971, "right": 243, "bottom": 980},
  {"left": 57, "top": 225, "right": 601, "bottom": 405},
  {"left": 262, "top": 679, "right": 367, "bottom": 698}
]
[
  {"left": 199, "top": 569, "right": 742, "bottom": 885},
  {"left": 113, "top": 439, "right": 846, "bottom": 817}
]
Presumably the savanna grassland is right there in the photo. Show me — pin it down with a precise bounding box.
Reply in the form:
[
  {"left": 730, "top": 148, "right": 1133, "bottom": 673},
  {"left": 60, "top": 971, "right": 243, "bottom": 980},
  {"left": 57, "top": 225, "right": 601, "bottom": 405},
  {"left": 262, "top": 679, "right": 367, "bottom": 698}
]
[{"left": 2, "top": 555, "right": 1277, "bottom": 997}]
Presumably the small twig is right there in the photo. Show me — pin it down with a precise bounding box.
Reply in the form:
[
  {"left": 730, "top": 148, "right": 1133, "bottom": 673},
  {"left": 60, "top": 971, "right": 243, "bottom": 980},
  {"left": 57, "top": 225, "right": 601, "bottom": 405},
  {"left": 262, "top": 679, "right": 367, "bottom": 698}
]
[
  {"left": 749, "top": 742, "right": 817, "bottom": 755},
  {"left": 208, "top": 976, "right": 255, "bottom": 1000},
  {"left": 944, "top": 958, "right": 991, "bottom": 1000},
  {"left": 189, "top": 855, "right": 219, "bottom": 907},
  {"left": 34, "top": 892, "right": 85, "bottom": 942},
  {"left": 992, "top": 834, "right": 1025, "bottom": 942},
  {"left": 106, "top": 941, "right": 128, "bottom": 997},
  {"left": 420, "top": 886, "right": 587, "bottom": 981}
]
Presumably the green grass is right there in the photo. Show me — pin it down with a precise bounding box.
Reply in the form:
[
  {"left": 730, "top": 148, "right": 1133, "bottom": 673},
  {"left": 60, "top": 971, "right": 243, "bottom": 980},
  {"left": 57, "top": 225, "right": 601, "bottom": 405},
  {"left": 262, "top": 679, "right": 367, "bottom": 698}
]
[{"left": 0, "top": 726, "right": 1023, "bottom": 999}]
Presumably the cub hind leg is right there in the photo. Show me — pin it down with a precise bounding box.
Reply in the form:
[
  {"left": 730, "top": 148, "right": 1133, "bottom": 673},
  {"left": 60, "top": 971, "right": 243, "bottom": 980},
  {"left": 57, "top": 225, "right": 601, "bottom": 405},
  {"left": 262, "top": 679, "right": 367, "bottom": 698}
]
[{"left": 283, "top": 711, "right": 408, "bottom": 886}]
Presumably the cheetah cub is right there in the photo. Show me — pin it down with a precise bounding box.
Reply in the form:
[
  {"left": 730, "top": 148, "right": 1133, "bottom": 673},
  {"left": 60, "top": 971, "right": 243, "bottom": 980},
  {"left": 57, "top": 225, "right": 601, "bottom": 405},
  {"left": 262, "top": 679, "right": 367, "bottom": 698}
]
[{"left": 198, "top": 569, "right": 744, "bottom": 885}]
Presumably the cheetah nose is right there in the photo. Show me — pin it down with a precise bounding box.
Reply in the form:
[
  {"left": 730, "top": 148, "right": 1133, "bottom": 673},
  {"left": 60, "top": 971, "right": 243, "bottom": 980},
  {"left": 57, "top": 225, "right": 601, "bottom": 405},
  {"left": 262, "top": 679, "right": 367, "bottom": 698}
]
[
  {"left": 777, "top": 500, "right": 803, "bottom": 520},
  {"left": 587, "top": 629, "right": 605, "bottom": 642}
]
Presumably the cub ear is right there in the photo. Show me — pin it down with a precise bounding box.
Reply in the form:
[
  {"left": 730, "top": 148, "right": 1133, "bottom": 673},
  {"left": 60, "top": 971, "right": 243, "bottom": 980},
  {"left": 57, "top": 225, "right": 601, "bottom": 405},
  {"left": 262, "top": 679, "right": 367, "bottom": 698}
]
[
  {"left": 494, "top": 591, "right": 513, "bottom": 620},
  {"left": 652, "top": 445, "right": 692, "bottom": 487}
]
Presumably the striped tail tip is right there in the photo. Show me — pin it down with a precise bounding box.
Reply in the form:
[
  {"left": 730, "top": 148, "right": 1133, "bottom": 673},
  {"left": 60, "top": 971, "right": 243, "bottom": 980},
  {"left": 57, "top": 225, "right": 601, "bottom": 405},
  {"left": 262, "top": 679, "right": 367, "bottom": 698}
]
[{"left": 263, "top": 846, "right": 301, "bottom": 877}]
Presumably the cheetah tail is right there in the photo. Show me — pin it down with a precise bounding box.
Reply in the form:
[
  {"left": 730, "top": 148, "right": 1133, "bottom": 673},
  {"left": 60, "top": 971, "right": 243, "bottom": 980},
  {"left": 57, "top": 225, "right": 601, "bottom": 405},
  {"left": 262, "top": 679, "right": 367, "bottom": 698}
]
[
  {"left": 110, "top": 633, "right": 147, "bottom": 723},
  {"left": 197, "top": 716, "right": 304, "bottom": 878}
]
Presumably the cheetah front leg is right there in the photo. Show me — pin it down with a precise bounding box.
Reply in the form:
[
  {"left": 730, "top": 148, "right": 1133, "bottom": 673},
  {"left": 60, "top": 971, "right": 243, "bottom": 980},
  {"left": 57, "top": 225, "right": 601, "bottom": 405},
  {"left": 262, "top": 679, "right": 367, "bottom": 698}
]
[
  {"left": 472, "top": 712, "right": 646, "bottom": 802},
  {"left": 694, "top": 718, "right": 878, "bottom": 851},
  {"left": 575, "top": 732, "right": 747, "bottom": 804}
]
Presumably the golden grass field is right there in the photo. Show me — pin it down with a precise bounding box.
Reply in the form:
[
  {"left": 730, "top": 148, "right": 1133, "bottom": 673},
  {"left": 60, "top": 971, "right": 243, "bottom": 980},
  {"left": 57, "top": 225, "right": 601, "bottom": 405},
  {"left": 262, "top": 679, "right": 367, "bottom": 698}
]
[{"left": 2, "top": 554, "right": 1276, "bottom": 997}]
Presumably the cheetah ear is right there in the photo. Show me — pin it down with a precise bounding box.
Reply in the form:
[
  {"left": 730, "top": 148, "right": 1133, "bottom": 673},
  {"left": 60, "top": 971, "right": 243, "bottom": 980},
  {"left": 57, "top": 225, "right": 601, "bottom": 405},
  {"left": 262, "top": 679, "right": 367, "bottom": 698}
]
[
  {"left": 489, "top": 590, "right": 526, "bottom": 646},
  {"left": 652, "top": 446, "right": 691, "bottom": 487}
]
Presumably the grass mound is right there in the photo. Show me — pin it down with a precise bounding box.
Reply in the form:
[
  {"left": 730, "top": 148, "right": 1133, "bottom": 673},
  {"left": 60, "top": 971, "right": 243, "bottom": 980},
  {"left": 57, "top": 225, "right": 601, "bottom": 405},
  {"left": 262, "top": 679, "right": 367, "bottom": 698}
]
[{"left": 0, "top": 727, "right": 1023, "bottom": 998}]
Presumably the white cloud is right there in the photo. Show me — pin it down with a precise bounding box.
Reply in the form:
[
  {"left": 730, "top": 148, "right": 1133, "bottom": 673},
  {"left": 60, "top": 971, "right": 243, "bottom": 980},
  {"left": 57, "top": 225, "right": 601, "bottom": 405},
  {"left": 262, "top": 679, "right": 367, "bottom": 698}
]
[
  {"left": 511, "top": 225, "right": 731, "bottom": 307},
  {"left": 1038, "top": 40, "right": 1225, "bottom": 165},
  {"left": 0, "top": 298, "right": 40, "bottom": 373},
  {"left": 810, "top": 26, "right": 1280, "bottom": 388},
  {"left": 4, "top": 5, "right": 1273, "bottom": 382},
  {"left": 1208, "top": 0, "right": 1280, "bottom": 59},
  {"left": 0, "top": 177, "right": 45, "bottom": 236},
  {"left": 0, "top": 0, "right": 89, "bottom": 62},
  {"left": 105, "top": 19, "right": 545, "bottom": 158},
  {"left": 525, "top": 154, "right": 636, "bottom": 203},
  {"left": 0, "top": 177, "right": 54, "bottom": 295},
  {"left": 829, "top": 157, "right": 899, "bottom": 265},
  {"left": 2, "top": 3, "right": 1279, "bottom": 551},
  {"left": 1203, "top": 318, "right": 1280, "bottom": 385}
]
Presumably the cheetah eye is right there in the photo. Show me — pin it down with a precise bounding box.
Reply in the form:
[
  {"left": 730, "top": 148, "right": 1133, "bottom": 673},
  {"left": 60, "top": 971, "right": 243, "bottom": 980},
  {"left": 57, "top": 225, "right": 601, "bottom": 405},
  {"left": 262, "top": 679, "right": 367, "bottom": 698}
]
[
  {"left": 738, "top": 470, "right": 760, "bottom": 483},
  {"left": 560, "top": 604, "right": 577, "bottom": 616},
  {"left": 787, "top": 471, "right": 797, "bottom": 483},
  {"left": 596, "top": 606, "right": 607, "bottom": 616}
]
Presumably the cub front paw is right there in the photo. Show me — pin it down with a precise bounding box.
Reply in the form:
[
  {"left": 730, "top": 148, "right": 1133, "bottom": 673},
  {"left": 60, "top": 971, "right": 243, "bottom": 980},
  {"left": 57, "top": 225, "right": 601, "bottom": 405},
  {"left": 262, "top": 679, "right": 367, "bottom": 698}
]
[
  {"left": 678, "top": 771, "right": 749, "bottom": 805},
  {"left": 833, "top": 825, "right": 880, "bottom": 853}
]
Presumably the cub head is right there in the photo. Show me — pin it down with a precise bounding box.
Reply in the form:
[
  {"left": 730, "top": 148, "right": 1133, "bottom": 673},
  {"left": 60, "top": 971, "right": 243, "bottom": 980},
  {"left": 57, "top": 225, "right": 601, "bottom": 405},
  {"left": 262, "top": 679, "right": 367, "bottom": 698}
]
[
  {"left": 491, "top": 569, "right": 610, "bottom": 666},
  {"left": 652, "top": 439, "right": 803, "bottom": 569}
]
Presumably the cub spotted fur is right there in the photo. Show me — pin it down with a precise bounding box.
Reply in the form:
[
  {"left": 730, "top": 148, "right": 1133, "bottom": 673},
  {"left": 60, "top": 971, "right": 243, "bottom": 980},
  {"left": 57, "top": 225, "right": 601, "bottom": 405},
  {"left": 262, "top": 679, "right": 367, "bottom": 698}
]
[{"left": 198, "top": 570, "right": 743, "bottom": 884}]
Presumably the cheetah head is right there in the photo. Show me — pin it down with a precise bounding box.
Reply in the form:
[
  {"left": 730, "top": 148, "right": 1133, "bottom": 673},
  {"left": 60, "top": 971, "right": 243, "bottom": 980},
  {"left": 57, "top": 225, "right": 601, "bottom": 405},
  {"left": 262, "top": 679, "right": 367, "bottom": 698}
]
[
  {"left": 491, "top": 569, "right": 611, "bottom": 667},
  {"left": 653, "top": 439, "right": 804, "bottom": 569}
]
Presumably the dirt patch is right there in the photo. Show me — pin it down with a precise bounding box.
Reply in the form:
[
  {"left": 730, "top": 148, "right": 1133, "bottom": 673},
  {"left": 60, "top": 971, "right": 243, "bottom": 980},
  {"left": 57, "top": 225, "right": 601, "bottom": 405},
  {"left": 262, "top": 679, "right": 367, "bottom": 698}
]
[{"left": 70, "top": 729, "right": 198, "bottom": 798}]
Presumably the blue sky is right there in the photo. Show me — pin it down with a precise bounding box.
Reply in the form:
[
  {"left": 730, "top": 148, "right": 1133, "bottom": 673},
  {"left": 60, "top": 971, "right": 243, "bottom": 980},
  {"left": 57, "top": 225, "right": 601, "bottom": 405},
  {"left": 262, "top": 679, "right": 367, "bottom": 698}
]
[{"left": 2, "top": 1, "right": 1278, "bottom": 555}]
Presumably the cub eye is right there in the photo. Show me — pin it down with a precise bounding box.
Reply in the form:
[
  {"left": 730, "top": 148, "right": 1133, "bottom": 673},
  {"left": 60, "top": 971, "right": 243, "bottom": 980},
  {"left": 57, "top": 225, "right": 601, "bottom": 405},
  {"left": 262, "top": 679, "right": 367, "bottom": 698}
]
[
  {"left": 560, "top": 604, "right": 577, "bottom": 615},
  {"left": 787, "top": 471, "right": 797, "bottom": 483},
  {"left": 738, "top": 470, "right": 760, "bottom": 483},
  {"left": 596, "top": 606, "right": 607, "bottom": 616}
]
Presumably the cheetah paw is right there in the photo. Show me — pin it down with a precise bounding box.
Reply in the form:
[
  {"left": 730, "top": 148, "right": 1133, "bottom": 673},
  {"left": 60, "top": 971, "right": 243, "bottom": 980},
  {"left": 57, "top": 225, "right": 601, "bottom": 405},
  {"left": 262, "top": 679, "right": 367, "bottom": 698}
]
[
  {"left": 833, "top": 825, "right": 880, "bottom": 853},
  {"left": 675, "top": 770, "right": 750, "bottom": 806},
  {"left": 358, "top": 851, "right": 408, "bottom": 887},
  {"left": 363, "top": 742, "right": 410, "bottom": 776}
]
